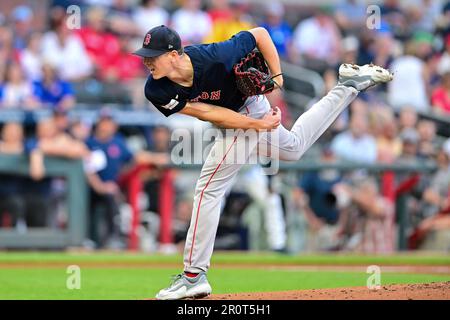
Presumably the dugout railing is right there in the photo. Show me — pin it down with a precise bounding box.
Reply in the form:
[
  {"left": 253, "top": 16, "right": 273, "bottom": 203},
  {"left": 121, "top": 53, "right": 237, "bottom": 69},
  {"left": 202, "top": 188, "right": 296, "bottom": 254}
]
[
  {"left": 0, "top": 155, "right": 87, "bottom": 249},
  {"left": 0, "top": 158, "right": 437, "bottom": 250}
]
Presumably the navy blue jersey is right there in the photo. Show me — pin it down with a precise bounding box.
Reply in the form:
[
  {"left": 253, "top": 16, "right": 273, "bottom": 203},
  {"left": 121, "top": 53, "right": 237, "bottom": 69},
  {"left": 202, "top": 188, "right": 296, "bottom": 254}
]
[
  {"left": 86, "top": 135, "right": 133, "bottom": 182},
  {"left": 144, "top": 31, "right": 257, "bottom": 117}
]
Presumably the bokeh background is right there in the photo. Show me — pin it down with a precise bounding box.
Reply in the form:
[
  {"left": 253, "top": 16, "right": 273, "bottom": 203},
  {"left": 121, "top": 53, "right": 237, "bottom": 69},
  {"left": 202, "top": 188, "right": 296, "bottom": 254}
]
[{"left": 0, "top": 0, "right": 450, "bottom": 257}]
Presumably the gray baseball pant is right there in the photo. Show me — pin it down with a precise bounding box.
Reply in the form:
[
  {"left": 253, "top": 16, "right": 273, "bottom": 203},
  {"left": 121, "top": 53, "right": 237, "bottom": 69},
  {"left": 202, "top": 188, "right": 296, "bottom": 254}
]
[{"left": 184, "top": 85, "right": 359, "bottom": 273}]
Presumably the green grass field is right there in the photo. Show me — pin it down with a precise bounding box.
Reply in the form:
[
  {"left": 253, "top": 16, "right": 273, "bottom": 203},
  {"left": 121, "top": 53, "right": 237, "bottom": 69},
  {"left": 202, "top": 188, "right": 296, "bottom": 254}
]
[{"left": 0, "top": 251, "right": 449, "bottom": 300}]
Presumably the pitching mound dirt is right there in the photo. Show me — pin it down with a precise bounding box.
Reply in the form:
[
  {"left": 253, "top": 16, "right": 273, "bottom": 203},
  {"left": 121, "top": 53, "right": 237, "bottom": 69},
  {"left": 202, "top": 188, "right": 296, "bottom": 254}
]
[{"left": 206, "top": 282, "right": 450, "bottom": 300}]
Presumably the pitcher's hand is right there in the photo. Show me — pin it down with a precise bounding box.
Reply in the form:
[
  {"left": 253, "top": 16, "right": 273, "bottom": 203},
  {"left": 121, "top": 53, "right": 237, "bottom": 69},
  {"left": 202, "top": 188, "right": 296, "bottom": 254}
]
[{"left": 260, "top": 106, "right": 281, "bottom": 130}]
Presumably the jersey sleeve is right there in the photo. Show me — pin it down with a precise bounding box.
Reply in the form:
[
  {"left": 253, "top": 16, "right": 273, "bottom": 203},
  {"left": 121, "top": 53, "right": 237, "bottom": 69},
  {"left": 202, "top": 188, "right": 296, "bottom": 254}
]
[
  {"left": 214, "top": 31, "right": 257, "bottom": 71},
  {"left": 144, "top": 78, "right": 187, "bottom": 117}
]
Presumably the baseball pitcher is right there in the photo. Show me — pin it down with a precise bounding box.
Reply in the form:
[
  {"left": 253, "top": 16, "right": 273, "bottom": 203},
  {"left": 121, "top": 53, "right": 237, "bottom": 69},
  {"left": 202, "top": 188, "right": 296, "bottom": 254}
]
[{"left": 133, "top": 25, "right": 393, "bottom": 300}]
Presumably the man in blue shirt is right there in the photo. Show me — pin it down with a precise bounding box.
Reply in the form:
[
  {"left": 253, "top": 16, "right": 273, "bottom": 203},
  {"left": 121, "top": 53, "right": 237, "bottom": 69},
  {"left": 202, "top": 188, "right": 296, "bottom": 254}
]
[
  {"left": 85, "top": 108, "right": 168, "bottom": 248},
  {"left": 33, "top": 63, "right": 75, "bottom": 110},
  {"left": 134, "top": 25, "right": 393, "bottom": 300}
]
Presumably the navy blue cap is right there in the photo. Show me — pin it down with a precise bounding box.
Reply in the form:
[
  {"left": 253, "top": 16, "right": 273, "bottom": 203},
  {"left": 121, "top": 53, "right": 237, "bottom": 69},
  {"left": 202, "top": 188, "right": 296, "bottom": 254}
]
[{"left": 133, "top": 25, "right": 181, "bottom": 58}]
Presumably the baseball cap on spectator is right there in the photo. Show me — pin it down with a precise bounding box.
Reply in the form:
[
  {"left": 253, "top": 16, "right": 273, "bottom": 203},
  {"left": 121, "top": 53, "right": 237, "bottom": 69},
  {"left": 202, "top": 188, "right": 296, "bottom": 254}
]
[
  {"left": 400, "top": 128, "right": 420, "bottom": 145},
  {"left": 98, "top": 107, "right": 115, "bottom": 121},
  {"left": 264, "top": 2, "right": 284, "bottom": 17},
  {"left": 413, "top": 31, "right": 433, "bottom": 45},
  {"left": 133, "top": 25, "right": 182, "bottom": 58},
  {"left": 12, "top": 5, "right": 33, "bottom": 22},
  {"left": 53, "top": 106, "right": 68, "bottom": 117}
]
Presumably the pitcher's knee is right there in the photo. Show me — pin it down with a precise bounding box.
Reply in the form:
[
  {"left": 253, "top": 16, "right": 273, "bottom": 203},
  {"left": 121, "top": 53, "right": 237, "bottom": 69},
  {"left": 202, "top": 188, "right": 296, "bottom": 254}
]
[
  {"left": 281, "top": 150, "right": 303, "bottom": 161},
  {"left": 279, "top": 144, "right": 305, "bottom": 161}
]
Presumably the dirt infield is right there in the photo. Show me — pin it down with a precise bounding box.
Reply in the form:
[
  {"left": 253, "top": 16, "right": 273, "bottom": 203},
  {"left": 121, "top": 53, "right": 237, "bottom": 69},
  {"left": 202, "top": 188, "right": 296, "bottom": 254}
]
[{"left": 207, "top": 282, "right": 450, "bottom": 300}]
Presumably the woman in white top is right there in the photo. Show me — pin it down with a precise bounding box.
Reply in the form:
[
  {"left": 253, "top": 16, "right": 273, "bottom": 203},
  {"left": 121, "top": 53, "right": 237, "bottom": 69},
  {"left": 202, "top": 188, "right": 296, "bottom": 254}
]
[
  {"left": 388, "top": 41, "right": 430, "bottom": 112},
  {"left": 20, "top": 32, "right": 43, "bottom": 81},
  {"left": 171, "top": 0, "right": 212, "bottom": 45},
  {"left": 41, "top": 16, "right": 93, "bottom": 82},
  {"left": 1, "top": 62, "right": 39, "bottom": 109},
  {"left": 133, "top": 0, "right": 170, "bottom": 34}
]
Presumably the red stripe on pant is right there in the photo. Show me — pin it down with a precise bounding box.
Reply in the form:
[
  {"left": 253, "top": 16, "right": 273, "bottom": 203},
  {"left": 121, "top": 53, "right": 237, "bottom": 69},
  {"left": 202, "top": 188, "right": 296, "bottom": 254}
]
[{"left": 188, "top": 136, "right": 238, "bottom": 266}]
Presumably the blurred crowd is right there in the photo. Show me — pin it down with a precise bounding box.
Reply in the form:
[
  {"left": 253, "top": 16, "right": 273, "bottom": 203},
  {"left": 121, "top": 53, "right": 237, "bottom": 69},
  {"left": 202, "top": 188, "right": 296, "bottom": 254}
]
[{"left": 0, "top": 0, "right": 450, "bottom": 252}]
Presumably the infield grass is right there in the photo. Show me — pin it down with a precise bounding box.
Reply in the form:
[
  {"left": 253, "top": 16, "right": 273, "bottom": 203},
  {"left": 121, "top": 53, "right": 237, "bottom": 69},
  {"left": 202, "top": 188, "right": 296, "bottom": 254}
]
[{"left": 0, "top": 251, "right": 449, "bottom": 300}]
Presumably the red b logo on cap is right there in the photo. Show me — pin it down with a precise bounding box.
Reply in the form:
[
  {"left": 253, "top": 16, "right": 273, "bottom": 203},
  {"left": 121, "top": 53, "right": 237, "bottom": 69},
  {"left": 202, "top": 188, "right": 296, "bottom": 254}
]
[{"left": 144, "top": 34, "right": 151, "bottom": 45}]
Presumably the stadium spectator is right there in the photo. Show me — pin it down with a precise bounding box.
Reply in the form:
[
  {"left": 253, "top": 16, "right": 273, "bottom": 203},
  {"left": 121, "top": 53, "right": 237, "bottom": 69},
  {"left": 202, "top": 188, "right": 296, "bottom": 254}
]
[
  {"left": 260, "top": 2, "right": 293, "bottom": 61},
  {"left": 85, "top": 108, "right": 169, "bottom": 248},
  {"left": 417, "top": 119, "right": 438, "bottom": 159},
  {"left": 11, "top": 5, "right": 34, "bottom": 51},
  {"left": 408, "top": 0, "right": 442, "bottom": 33},
  {"left": 436, "top": 34, "right": 450, "bottom": 75},
  {"left": 388, "top": 41, "right": 430, "bottom": 112},
  {"left": 421, "top": 146, "right": 450, "bottom": 218},
  {"left": 133, "top": 0, "right": 170, "bottom": 34},
  {"left": 25, "top": 115, "right": 91, "bottom": 228},
  {"left": 53, "top": 107, "right": 71, "bottom": 134},
  {"left": 99, "top": 33, "right": 145, "bottom": 83},
  {"left": 331, "top": 112, "right": 377, "bottom": 164},
  {"left": 373, "top": 108, "right": 402, "bottom": 163},
  {"left": 204, "top": 0, "right": 254, "bottom": 43},
  {"left": 19, "top": 32, "right": 43, "bottom": 82},
  {"left": 76, "top": 6, "right": 121, "bottom": 76},
  {"left": 293, "top": 145, "right": 346, "bottom": 251},
  {"left": 172, "top": 0, "right": 213, "bottom": 45},
  {"left": 206, "top": 0, "right": 233, "bottom": 23},
  {"left": 240, "top": 166, "right": 287, "bottom": 252},
  {"left": 41, "top": 12, "right": 93, "bottom": 82},
  {"left": 0, "top": 122, "right": 26, "bottom": 231},
  {"left": 69, "top": 118, "right": 92, "bottom": 142},
  {"left": 371, "top": 25, "right": 396, "bottom": 69},
  {"left": 379, "top": 0, "right": 408, "bottom": 39},
  {"left": 323, "top": 35, "right": 359, "bottom": 92},
  {"left": 33, "top": 63, "right": 76, "bottom": 110},
  {"left": 398, "top": 106, "right": 418, "bottom": 133},
  {"left": 292, "top": 6, "right": 342, "bottom": 74},
  {"left": 108, "top": 0, "right": 141, "bottom": 36},
  {"left": 297, "top": 146, "right": 343, "bottom": 226},
  {"left": 413, "top": 145, "right": 450, "bottom": 250},
  {"left": 141, "top": 125, "right": 172, "bottom": 215},
  {"left": 0, "top": 24, "right": 13, "bottom": 84},
  {"left": 431, "top": 70, "right": 450, "bottom": 114},
  {"left": 397, "top": 128, "right": 421, "bottom": 164},
  {"left": 0, "top": 62, "right": 40, "bottom": 109},
  {"left": 436, "top": 2, "right": 450, "bottom": 39},
  {"left": 333, "top": 0, "right": 367, "bottom": 35},
  {"left": 337, "top": 176, "right": 395, "bottom": 253},
  {"left": 84, "top": 0, "right": 114, "bottom": 6}
]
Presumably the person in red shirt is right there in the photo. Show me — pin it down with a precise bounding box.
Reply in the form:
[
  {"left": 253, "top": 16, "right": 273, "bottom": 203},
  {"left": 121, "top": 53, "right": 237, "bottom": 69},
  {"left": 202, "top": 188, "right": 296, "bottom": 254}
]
[
  {"left": 100, "top": 34, "right": 145, "bottom": 83},
  {"left": 431, "top": 71, "right": 450, "bottom": 115},
  {"left": 75, "top": 7, "right": 120, "bottom": 77}
]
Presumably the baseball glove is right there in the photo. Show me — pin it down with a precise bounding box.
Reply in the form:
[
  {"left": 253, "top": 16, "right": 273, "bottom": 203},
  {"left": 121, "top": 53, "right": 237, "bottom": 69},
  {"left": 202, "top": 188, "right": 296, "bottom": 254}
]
[{"left": 234, "top": 50, "right": 282, "bottom": 97}]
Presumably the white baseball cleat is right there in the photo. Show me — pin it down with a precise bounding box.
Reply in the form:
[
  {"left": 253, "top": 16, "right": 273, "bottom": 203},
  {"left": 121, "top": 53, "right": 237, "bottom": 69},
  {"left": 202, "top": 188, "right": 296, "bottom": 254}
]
[
  {"left": 338, "top": 63, "right": 393, "bottom": 91},
  {"left": 155, "top": 272, "right": 212, "bottom": 300}
]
